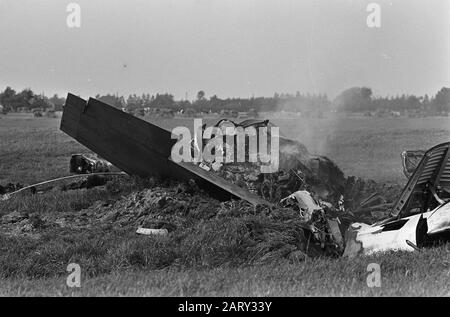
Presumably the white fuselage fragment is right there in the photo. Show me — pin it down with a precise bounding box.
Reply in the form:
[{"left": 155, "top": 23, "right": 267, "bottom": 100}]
[{"left": 345, "top": 202, "right": 450, "bottom": 256}]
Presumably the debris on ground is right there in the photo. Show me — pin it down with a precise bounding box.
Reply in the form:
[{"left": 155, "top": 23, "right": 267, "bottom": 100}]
[
  {"left": 0, "top": 180, "right": 341, "bottom": 260},
  {"left": 402, "top": 149, "right": 425, "bottom": 178},
  {"left": 344, "top": 142, "right": 450, "bottom": 257},
  {"left": 70, "top": 154, "right": 117, "bottom": 174},
  {"left": 1, "top": 94, "right": 448, "bottom": 263},
  {"left": 136, "top": 227, "right": 169, "bottom": 236},
  {"left": 0, "top": 183, "right": 24, "bottom": 195},
  {"left": 54, "top": 95, "right": 416, "bottom": 258},
  {"left": 60, "top": 94, "right": 267, "bottom": 206},
  {"left": 60, "top": 174, "right": 109, "bottom": 191},
  {"left": 0, "top": 172, "right": 127, "bottom": 201}
]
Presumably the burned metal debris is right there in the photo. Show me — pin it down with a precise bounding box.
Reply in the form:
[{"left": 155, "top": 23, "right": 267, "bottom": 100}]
[
  {"left": 402, "top": 150, "right": 425, "bottom": 179},
  {"left": 343, "top": 203, "right": 450, "bottom": 257},
  {"left": 56, "top": 93, "right": 449, "bottom": 259},
  {"left": 344, "top": 142, "right": 450, "bottom": 257},
  {"left": 70, "top": 154, "right": 116, "bottom": 174},
  {"left": 64, "top": 154, "right": 122, "bottom": 191},
  {"left": 60, "top": 93, "right": 268, "bottom": 206}
]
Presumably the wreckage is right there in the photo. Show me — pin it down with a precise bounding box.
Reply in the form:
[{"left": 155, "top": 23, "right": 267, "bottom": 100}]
[
  {"left": 344, "top": 142, "right": 450, "bottom": 257},
  {"left": 402, "top": 150, "right": 425, "bottom": 179},
  {"left": 60, "top": 94, "right": 268, "bottom": 206},
  {"left": 59, "top": 93, "right": 449, "bottom": 258}
]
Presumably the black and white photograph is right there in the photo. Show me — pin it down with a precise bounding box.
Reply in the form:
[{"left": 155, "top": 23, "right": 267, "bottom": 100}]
[{"left": 0, "top": 0, "right": 449, "bottom": 300}]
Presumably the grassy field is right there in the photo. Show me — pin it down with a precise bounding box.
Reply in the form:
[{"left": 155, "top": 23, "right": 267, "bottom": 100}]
[
  {"left": 1, "top": 247, "right": 449, "bottom": 296},
  {"left": 0, "top": 112, "right": 449, "bottom": 296},
  {"left": 2, "top": 113, "right": 450, "bottom": 185}
]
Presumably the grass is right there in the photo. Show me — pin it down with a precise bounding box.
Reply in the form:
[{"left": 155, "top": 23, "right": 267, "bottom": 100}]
[
  {"left": 1, "top": 245, "right": 449, "bottom": 296},
  {"left": 0, "top": 113, "right": 85, "bottom": 184},
  {"left": 1, "top": 112, "right": 450, "bottom": 296}
]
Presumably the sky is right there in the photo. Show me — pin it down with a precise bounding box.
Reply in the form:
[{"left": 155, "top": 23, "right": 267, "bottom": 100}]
[{"left": 0, "top": 0, "right": 449, "bottom": 100}]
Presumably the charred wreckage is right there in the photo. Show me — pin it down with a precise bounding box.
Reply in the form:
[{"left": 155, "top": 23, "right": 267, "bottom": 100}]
[{"left": 2, "top": 93, "right": 449, "bottom": 259}]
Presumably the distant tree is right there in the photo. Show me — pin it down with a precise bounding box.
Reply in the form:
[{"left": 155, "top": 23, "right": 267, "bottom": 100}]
[
  {"left": 116, "top": 96, "right": 126, "bottom": 109},
  {"left": 2, "top": 85, "right": 446, "bottom": 116},
  {"left": 405, "top": 95, "right": 421, "bottom": 111},
  {"left": 0, "top": 86, "right": 16, "bottom": 111},
  {"left": 95, "top": 94, "right": 124, "bottom": 109},
  {"left": 333, "top": 87, "right": 372, "bottom": 112},
  {"left": 126, "top": 94, "right": 143, "bottom": 111},
  {"left": 193, "top": 91, "right": 213, "bottom": 112},
  {"left": 360, "top": 87, "right": 372, "bottom": 100},
  {"left": 142, "top": 93, "right": 151, "bottom": 107},
  {"left": 18, "top": 89, "right": 35, "bottom": 108},
  {"left": 49, "top": 94, "right": 66, "bottom": 111},
  {"left": 196, "top": 90, "right": 205, "bottom": 101},
  {"left": 31, "top": 94, "right": 52, "bottom": 109},
  {"left": 150, "top": 93, "right": 175, "bottom": 108},
  {"left": 215, "top": 98, "right": 225, "bottom": 110},
  {"left": 2, "top": 88, "right": 36, "bottom": 111},
  {"left": 433, "top": 87, "right": 450, "bottom": 113}
]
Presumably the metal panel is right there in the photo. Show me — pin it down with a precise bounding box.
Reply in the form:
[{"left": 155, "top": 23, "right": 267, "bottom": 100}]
[
  {"left": 60, "top": 93, "right": 269, "bottom": 206},
  {"left": 390, "top": 142, "right": 450, "bottom": 218}
]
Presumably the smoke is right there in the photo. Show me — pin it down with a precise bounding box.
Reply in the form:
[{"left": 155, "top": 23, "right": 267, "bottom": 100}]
[{"left": 268, "top": 96, "right": 341, "bottom": 156}]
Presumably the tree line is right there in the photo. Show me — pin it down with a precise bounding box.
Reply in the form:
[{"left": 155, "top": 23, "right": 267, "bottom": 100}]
[
  {"left": 333, "top": 87, "right": 450, "bottom": 114},
  {"left": 1, "top": 86, "right": 449, "bottom": 115},
  {"left": 0, "top": 87, "right": 65, "bottom": 112}
]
